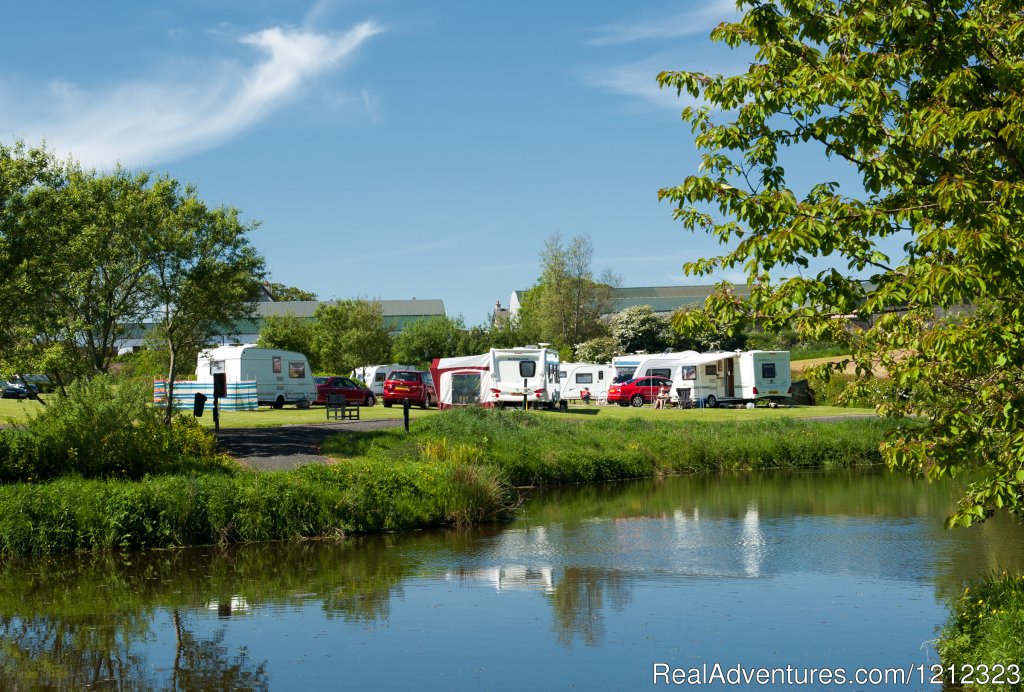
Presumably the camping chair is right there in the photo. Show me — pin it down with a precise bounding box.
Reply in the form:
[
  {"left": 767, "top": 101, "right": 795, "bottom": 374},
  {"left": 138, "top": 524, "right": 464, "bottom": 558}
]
[{"left": 676, "top": 388, "right": 694, "bottom": 409}]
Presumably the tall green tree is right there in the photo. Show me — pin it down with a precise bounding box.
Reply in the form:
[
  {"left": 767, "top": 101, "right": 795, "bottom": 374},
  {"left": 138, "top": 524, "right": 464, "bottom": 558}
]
[
  {"left": 528, "top": 234, "right": 619, "bottom": 351},
  {"left": 312, "top": 299, "right": 391, "bottom": 375},
  {"left": 149, "top": 182, "right": 265, "bottom": 423},
  {"left": 658, "top": 0, "right": 1024, "bottom": 526},
  {"left": 257, "top": 314, "right": 318, "bottom": 368},
  {"left": 0, "top": 142, "right": 75, "bottom": 387},
  {"left": 391, "top": 316, "right": 465, "bottom": 367},
  {"left": 611, "top": 305, "right": 670, "bottom": 354},
  {"left": 47, "top": 168, "right": 163, "bottom": 376}
]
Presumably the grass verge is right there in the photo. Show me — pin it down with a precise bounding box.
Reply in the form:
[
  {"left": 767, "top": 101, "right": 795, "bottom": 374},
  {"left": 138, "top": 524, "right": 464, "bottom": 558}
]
[
  {"left": 936, "top": 572, "right": 1024, "bottom": 690},
  {"left": 0, "top": 407, "right": 889, "bottom": 555}
]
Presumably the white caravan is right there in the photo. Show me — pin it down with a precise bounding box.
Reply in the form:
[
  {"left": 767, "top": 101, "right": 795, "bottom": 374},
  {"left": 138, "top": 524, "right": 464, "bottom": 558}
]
[
  {"left": 672, "top": 350, "right": 792, "bottom": 407},
  {"left": 611, "top": 350, "right": 791, "bottom": 407},
  {"left": 351, "top": 364, "right": 416, "bottom": 396},
  {"left": 558, "top": 362, "right": 612, "bottom": 401},
  {"left": 612, "top": 351, "right": 701, "bottom": 383},
  {"left": 197, "top": 345, "right": 316, "bottom": 409},
  {"left": 489, "top": 347, "right": 564, "bottom": 409}
]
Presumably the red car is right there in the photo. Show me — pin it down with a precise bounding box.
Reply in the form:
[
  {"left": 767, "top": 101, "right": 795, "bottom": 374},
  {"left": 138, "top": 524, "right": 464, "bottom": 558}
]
[
  {"left": 606, "top": 375, "right": 672, "bottom": 407},
  {"left": 315, "top": 376, "right": 376, "bottom": 406},
  {"left": 383, "top": 370, "right": 436, "bottom": 408}
]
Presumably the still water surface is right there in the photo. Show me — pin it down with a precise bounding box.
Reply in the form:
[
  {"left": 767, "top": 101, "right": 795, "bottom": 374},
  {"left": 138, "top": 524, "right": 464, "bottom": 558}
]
[{"left": 2, "top": 468, "right": 1022, "bottom": 690}]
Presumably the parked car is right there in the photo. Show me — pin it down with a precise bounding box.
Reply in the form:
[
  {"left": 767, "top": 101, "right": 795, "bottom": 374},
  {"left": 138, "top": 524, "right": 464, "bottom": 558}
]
[
  {"left": 606, "top": 375, "right": 672, "bottom": 407},
  {"left": 1, "top": 381, "right": 29, "bottom": 399},
  {"left": 383, "top": 370, "right": 436, "bottom": 409},
  {"left": 314, "top": 376, "right": 376, "bottom": 407}
]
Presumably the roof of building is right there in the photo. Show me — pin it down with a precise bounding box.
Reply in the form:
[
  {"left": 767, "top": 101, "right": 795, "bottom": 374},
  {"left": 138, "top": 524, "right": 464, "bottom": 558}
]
[
  {"left": 255, "top": 299, "right": 446, "bottom": 319},
  {"left": 510, "top": 285, "right": 753, "bottom": 316}
]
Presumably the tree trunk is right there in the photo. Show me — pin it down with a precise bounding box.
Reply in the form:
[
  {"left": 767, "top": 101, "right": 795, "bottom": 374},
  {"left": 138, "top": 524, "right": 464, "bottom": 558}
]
[{"left": 164, "top": 342, "right": 177, "bottom": 425}]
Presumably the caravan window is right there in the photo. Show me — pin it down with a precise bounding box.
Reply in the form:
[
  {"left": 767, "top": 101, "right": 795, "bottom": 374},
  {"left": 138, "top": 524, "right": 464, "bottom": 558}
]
[
  {"left": 519, "top": 361, "right": 536, "bottom": 378},
  {"left": 761, "top": 363, "right": 777, "bottom": 378},
  {"left": 559, "top": 370, "right": 567, "bottom": 379},
  {"left": 272, "top": 356, "right": 282, "bottom": 374},
  {"left": 647, "top": 368, "right": 672, "bottom": 379},
  {"left": 549, "top": 364, "right": 560, "bottom": 382},
  {"left": 681, "top": 366, "right": 696, "bottom": 380},
  {"left": 375, "top": 372, "right": 386, "bottom": 383},
  {"left": 598, "top": 370, "right": 604, "bottom": 381},
  {"left": 575, "top": 373, "right": 593, "bottom": 384},
  {"left": 705, "top": 364, "right": 718, "bottom": 376},
  {"left": 288, "top": 361, "right": 306, "bottom": 378}
]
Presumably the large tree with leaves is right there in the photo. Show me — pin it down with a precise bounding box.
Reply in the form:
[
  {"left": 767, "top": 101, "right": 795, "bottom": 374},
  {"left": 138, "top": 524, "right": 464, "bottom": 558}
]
[
  {"left": 524, "top": 234, "right": 619, "bottom": 352},
  {"left": 659, "top": 0, "right": 1024, "bottom": 526},
  {"left": 149, "top": 181, "right": 265, "bottom": 423},
  {"left": 312, "top": 299, "right": 392, "bottom": 376}
]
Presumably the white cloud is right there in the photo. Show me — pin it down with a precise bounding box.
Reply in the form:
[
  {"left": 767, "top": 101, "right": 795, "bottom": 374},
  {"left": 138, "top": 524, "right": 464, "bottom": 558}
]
[
  {"left": 580, "top": 55, "right": 701, "bottom": 111},
  {"left": 2, "top": 21, "right": 382, "bottom": 169},
  {"left": 586, "top": 0, "right": 740, "bottom": 46}
]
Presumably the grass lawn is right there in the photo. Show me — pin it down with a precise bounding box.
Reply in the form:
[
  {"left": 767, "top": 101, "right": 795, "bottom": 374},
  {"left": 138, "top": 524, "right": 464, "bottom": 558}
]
[{"left": 0, "top": 396, "right": 875, "bottom": 428}]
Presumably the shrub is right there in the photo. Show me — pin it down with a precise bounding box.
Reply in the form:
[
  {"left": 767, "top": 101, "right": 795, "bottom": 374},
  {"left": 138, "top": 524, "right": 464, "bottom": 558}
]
[
  {"left": 937, "top": 572, "right": 1024, "bottom": 690},
  {"left": 0, "top": 376, "right": 229, "bottom": 483}
]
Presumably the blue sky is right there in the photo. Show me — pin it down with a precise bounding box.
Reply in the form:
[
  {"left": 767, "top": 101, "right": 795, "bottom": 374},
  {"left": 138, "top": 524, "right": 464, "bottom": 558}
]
[{"left": 2, "top": 0, "right": 807, "bottom": 324}]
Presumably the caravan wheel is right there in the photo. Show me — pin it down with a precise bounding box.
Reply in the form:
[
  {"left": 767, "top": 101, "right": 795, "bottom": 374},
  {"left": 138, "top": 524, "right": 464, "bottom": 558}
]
[
  {"left": 273, "top": 396, "right": 285, "bottom": 410},
  {"left": 705, "top": 394, "right": 718, "bottom": 408}
]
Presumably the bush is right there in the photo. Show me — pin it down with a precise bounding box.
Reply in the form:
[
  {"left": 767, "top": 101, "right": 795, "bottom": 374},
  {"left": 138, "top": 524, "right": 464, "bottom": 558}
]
[
  {"left": 937, "top": 572, "right": 1024, "bottom": 690},
  {"left": 0, "top": 376, "right": 229, "bottom": 483}
]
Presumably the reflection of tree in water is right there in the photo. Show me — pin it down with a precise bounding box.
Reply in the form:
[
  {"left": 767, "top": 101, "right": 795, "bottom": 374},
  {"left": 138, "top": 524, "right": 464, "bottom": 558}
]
[
  {"left": 0, "top": 614, "right": 149, "bottom": 688},
  {"left": 0, "top": 610, "right": 268, "bottom": 690},
  {"left": 548, "top": 567, "right": 630, "bottom": 648},
  {"left": 171, "top": 609, "right": 268, "bottom": 691}
]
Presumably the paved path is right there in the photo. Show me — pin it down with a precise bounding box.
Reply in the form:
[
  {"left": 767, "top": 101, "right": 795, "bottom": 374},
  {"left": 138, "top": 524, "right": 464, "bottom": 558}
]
[{"left": 215, "top": 419, "right": 403, "bottom": 471}]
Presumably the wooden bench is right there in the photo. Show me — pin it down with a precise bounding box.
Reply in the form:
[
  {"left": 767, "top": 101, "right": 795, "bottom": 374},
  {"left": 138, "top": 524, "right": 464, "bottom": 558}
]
[{"left": 326, "top": 394, "right": 359, "bottom": 420}]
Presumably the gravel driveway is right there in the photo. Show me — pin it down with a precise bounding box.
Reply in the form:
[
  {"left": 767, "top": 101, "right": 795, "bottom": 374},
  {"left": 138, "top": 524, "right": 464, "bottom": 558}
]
[{"left": 215, "top": 419, "right": 403, "bottom": 471}]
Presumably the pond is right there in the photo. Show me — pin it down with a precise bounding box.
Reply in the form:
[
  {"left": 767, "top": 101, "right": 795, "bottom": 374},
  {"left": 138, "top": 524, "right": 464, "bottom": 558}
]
[{"left": 1, "top": 468, "right": 1021, "bottom": 690}]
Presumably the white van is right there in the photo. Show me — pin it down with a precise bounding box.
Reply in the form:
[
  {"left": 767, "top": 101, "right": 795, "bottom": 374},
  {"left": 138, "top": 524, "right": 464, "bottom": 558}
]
[
  {"left": 351, "top": 364, "right": 416, "bottom": 397},
  {"left": 558, "top": 362, "right": 612, "bottom": 401},
  {"left": 489, "top": 347, "right": 564, "bottom": 409},
  {"left": 197, "top": 345, "right": 317, "bottom": 409}
]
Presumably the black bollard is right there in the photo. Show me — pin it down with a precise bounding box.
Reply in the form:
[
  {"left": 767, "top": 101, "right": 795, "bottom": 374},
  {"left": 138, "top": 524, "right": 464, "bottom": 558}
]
[{"left": 403, "top": 398, "right": 411, "bottom": 432}]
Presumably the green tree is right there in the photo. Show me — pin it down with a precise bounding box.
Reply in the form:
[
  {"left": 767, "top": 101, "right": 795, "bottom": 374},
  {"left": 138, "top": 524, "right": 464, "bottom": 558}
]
[
  {"left": 391, "top": 316, "right": 465, "bottom": 367},
  {"left": 312, "top": 299, "right": 391, "bottom": 375},
  {"left": 0, "top": 142, "right": 77, "bottom": 388},
  {"left": 531, "top": 234, "right": 619, "bottom": 351},
  {"left": 575, "top": 336, "right": 619, "bottom": 363},
  {"left": 658, "top": 0, "right": 1024, "bottom": 526},
  {"left": 45, "top": 168, "right": 163, "bottom": 376},
  {"left": 265, "top": 282, "right": 317, "bottom": 301},
  {"left": 257, "top": 313, "right": 318, "bottom": 368},
  {"left": 611, "top": 305, "right": 670, "bottom": 354},
  {"left": 149, "top": 182, "right": 265, "bottom": 423}
]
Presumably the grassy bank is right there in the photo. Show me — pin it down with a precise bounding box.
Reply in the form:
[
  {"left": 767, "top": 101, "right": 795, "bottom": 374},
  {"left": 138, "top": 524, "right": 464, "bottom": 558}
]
[
  {"left": 324, "top": 407, "right": 890, "bottom": 487},
  {"left": 0, "top": 407, "right": 889, "bottom": 555},
  {"left": 937, "top": 572, "right": 1024, "bottom": 689}
]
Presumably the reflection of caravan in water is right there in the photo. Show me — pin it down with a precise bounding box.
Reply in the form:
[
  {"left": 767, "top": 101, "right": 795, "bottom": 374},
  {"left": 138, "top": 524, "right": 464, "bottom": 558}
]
[
  {"left": 488, "top": 347, "right": 563, "bottom": 409},
  {"left": 559, "top": 362, "right": 612, "bottom": 401},
  {"left": 613, "top": 350, "right": 791, "bottom": 407},
  {"left": 197, "top": 345, "right": 316, "bottom": 409}
]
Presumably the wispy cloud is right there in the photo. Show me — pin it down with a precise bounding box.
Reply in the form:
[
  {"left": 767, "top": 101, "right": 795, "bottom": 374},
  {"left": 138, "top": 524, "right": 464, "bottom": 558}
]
[
  {"left": 580, "top": 55, "right": 702, "bottom": 111},
  {"left": 586, "top": 0, "right": 740, "bottom": 46},
  {"left": 2, "top": 21, "right": 383, "bottom": 168}
]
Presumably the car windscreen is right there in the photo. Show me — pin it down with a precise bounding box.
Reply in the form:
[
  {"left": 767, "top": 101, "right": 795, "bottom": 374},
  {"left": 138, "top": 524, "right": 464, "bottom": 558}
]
[{"left": 390, "top": 372, "right": 419, "bottom": 382}]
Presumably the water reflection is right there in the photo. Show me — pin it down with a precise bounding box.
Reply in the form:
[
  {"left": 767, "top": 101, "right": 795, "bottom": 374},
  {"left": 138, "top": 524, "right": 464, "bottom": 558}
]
[{"left": 0, "top": 468, "right": 1021, "bottom": 689}]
